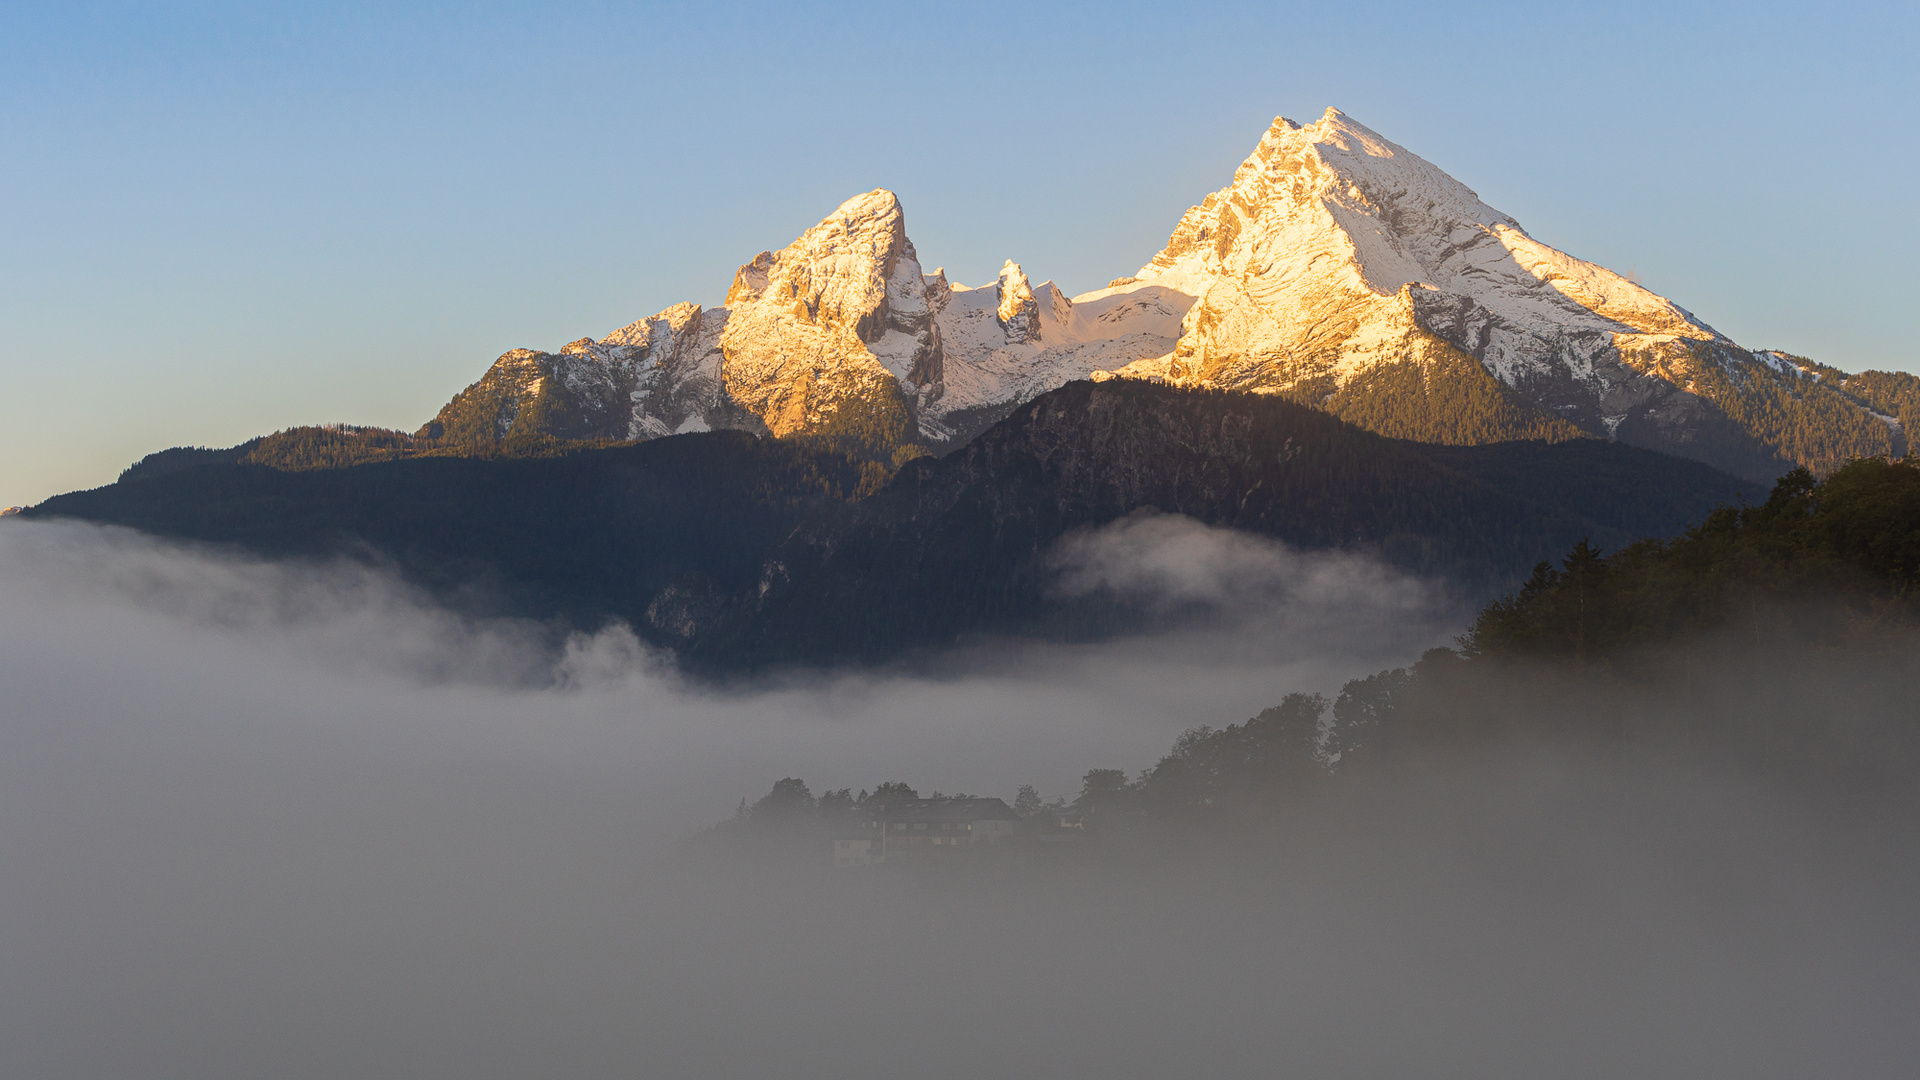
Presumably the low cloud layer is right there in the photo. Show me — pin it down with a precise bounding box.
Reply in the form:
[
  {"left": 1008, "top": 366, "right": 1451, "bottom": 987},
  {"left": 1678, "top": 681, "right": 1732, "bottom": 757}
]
[
  {"left": 0, "top": 519, "right": 1451, "bottom": 847},
  {"left": 0, "top": 518, "right": 1912, "bottom": 1078},
  {"left": 1049, "top": 510, "right": 1445, "bottom": 653},
  {"left": 1053, "top": 509, "right": 1436, "bottom": 612}
]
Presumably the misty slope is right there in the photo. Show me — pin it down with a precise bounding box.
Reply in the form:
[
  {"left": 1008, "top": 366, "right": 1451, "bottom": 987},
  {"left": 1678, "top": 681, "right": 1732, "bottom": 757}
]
[
  {"left": 708, "top": 462, "right": 1920, "bottom": 867},
  {"left": 410, "top": 109, "right": 1912, "bottom": 480},
  {"left": 1464, "top": 456, "right": 1920, "bottom": 660},
  {"left": 32, "top": 381, "right": 1759, "bottom": 672}
]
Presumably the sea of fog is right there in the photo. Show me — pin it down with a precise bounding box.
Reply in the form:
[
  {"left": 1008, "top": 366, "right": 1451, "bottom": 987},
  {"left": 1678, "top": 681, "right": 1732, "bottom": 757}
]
[{"left": 0, "top": 517, "right": 1913, "bottom": 1078}]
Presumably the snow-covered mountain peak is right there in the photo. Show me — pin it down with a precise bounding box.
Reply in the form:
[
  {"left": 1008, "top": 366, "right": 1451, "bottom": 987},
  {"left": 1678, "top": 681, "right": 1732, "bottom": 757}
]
[
  {"left": 426, "top": 109, "right": 1894, "bottom": 481},
  {"left": 1123, "top": 107, "right": 1727, "bottom": 403},
  {"left": 832, "top": 187, "right": 903, "bottom": 218},
  {"left": 722, "top": 188, "right": 916, "bottom": 336},
  {"left": 1143, "top": 108, "right": 1514, "bottom": 296},
  {"left": 601, "top": 301, "right": 701, "bottom": 354},
  {"left": 711, "top": 188, "right": 944, "bottom": 435}
]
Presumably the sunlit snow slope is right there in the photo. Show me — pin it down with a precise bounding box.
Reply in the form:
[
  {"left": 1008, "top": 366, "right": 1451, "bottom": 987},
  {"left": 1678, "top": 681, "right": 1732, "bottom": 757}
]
[{"left": 1102, "top": 108, "right": 1905, "bottom": 480}]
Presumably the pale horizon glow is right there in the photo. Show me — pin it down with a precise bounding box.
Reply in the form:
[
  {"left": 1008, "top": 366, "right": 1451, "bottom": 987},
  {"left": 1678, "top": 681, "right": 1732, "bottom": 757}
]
[{"left": 3, "top": 1, "right": 1916, "bottom": 505}]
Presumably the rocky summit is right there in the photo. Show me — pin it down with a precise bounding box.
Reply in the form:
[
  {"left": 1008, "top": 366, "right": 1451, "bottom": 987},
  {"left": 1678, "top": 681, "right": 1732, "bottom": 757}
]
[{"left": 420, "top": 109, "right": 1913, "bottom": 480}]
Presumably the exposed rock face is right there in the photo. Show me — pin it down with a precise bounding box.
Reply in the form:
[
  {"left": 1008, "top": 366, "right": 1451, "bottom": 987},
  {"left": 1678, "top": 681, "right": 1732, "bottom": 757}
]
[
  {"left": 920, "top": 269, "right": 1190, "bottom": 444},
  {"left": 422, "top": 187, "right": 1175, "bottom": 447},
  {"left": 602, "top": 301, "right": 731, "bottom": 438},
  {"left": 995, "top": 260, "right": 1041, "bottom": 344},
  {"left": 422, "top": 189, "right": 1183, "bottom": 451},
  {"left": 716, "top": 189, "right": 938, "bottom": 439}
]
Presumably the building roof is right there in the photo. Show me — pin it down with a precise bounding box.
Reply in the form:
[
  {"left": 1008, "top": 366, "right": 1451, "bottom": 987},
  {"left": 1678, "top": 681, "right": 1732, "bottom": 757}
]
[{"left": 867, "top": 797, "right": 1020, "bottom": 823}]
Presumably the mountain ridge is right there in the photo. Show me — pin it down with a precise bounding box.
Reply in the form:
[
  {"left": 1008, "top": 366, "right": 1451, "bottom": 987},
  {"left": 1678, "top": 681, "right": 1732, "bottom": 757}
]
[
  {"left": 27, "top": 381, "right": 1763, "bottom": 674},
  {"left": 412, "top": 107, "right": 1910, "bottom": 482},
  {"left": 1098, "top": 108, "right": 1907, "bottom": 480}
]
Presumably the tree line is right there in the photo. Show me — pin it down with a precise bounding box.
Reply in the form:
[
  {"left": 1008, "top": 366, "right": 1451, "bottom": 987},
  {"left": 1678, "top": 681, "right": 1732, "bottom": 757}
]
[{"left": 709, "top": 454, "right": 1920, "bottom": 854}]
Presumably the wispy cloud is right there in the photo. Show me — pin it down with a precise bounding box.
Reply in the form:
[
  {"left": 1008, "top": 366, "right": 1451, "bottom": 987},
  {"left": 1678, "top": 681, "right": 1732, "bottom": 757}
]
[{"left": 1048, "top": 510, "right": 1450, "bottom": 656}]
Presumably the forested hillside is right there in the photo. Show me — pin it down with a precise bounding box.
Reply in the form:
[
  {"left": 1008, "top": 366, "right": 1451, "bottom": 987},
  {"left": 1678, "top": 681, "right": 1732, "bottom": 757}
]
[
  {"left": 725, "top": 381, "right": 1760, "bottom": 667},
  {"left": 116, "top": 422, "right": 633, "bottom": 485},
  {"left": 30, "top": 382, "right": 1761, "bottom": 673},
  {"left": 54, "top": 433, "right": 873, "bottom": 640},
  {"left": 1126, "top": 456, "right": 1920, "bottom": 826},
  {"left": 711, "top": 457, "right": 1920, "bottom": 860}
]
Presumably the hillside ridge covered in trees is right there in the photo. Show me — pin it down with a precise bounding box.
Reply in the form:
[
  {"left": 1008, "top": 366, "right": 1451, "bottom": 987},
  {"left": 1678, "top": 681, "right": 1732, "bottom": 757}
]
[
  {"left": 709, "top": 455, "right": 1920, "bottom": 859},
  {"left": 27, "top": 383, "right": 1763, "bottom": 673}
]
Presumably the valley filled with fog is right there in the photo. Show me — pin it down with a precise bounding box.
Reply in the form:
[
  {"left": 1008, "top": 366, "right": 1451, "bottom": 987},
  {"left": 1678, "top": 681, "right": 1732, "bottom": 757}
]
[{"left": 0, "top": 518, "right": 1914, "bottom": 1079}]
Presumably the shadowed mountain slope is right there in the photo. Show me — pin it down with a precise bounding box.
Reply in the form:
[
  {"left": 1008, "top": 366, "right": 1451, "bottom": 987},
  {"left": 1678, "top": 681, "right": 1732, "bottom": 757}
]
[
  {"left": 28, "top": 382, "right": 1760, "bottom": 673},
  {"left": 38, "top": 434, "right": 872, "bottom": 639},
  {"left": 716, "top": 381, "right": 1761, "bottom": 666}
]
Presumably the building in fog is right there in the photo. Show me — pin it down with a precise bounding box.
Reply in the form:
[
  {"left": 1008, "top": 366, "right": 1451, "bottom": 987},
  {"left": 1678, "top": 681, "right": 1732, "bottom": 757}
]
[{"left": 834, "top": 797, "right": 1020, "bottom": 867}]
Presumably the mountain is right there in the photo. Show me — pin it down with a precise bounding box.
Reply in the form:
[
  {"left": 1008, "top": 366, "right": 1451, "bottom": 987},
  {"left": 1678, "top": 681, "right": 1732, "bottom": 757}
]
[
  {"left": 419, "top": 110, "right": 1911, "bottom": 481},
  {"left": 26, "top": 107, "right": 1905, "bottom": 674},
  {"left": 1103, "top": 108, "right": 1909, "bottom": 481},
  {"left": 421, "top": 191, "right": 1187, "bottom": 457},
  {"left": 29, "top": 381, "right": 1760, "bottom": 673}
]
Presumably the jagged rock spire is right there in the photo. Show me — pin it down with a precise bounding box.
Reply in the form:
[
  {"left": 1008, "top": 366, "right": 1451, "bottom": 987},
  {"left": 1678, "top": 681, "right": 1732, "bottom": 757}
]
[{"left": 996, "top": 261, "right": 1040, "bottom": 344}]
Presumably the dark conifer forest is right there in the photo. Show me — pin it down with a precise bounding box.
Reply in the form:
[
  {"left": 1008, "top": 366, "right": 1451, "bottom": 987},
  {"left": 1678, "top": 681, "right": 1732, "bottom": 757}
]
[
  {"left": 32, "top": 381, "right": 1762, "bottom": 672},
  {"left": 703, "top": 456, "right": 1920, "bottom": 862}
]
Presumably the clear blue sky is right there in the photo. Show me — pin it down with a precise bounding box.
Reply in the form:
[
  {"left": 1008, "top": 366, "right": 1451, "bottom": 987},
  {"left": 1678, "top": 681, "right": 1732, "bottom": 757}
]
[{"left": 4, "top": 0, "right": 1916, "bottom": 505}]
